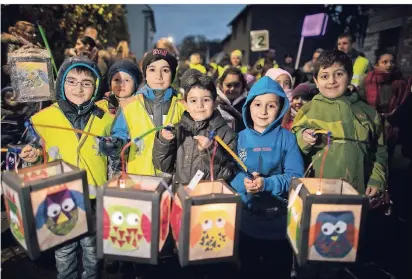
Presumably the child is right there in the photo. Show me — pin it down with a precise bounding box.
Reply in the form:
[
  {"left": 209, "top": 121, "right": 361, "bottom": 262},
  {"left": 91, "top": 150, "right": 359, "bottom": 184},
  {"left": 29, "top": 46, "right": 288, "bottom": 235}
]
[
  {"left": 153, "top": 73, "right": 237, "bottom": 185},
  {"left": 109, "top": 48, "right": 185, "bottom": 176},
  {"left": 19, "top": 56, "right": 114, "bottom": 279},
  {"left": 230, "top": 76, "right": 304, "bottom": 279},
  {"left": 292, "top": 49, "right": 387, "bottom": 196},
  {"left": 265, "top": 68, "right": 293, "bottom": 101},
  {"left": 282, "top": 83, "right": 316, "bottom": 130},
  {"left": 224, "top": 49, "right": 248, "bottom": 74},
  {"left": 358, "top": 49, "right": 407, "bottom": 161},
  {"left": 217, "top": 67, "right": 248, "bottom": 132},
  {"left": 96, "top": 59, "right": 142, "bottom": 115}
]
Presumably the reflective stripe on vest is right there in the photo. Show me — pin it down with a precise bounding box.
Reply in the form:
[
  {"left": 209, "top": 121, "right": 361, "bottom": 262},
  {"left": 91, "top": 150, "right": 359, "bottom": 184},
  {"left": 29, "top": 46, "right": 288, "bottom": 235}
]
[
  {"left": 122, "top": 94, "right": 185, "bottom": 175},
  {"left": 31, "top": 104, "right": 113, "bottom": 198},
  {"left": 351, "top": 56, "right": 369, "bottom": 86}
]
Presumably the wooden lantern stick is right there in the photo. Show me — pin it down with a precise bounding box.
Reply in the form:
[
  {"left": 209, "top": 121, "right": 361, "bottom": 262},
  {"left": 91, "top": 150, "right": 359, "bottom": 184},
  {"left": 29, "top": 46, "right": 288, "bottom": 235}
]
[{"left": 214, "top": 135, "right": 253, "bottom": 178}]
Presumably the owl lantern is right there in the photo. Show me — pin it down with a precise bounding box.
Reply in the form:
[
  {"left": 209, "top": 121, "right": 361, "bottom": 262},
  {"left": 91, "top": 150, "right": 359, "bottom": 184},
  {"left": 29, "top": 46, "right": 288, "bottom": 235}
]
[
  {"left": 8, "top": 48, "right": 55, "bottom": 103},
  {"left": 287, "top": 178, "right": 369, "bottom": 267},
  {"left": 171, "top": 180, "right": 242, "bottom": 267},
  {"left": 96, "top": 174, "right": 172, "bottom": 264},
  {"left": 1, "top": 160, "right": 92, "bottom": 260}
]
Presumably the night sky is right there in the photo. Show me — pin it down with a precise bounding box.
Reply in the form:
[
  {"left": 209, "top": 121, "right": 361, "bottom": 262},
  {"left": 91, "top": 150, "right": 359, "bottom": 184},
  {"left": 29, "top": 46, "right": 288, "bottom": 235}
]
[{"left": 151, "top": 4, "right": 245, "bottom": 44}]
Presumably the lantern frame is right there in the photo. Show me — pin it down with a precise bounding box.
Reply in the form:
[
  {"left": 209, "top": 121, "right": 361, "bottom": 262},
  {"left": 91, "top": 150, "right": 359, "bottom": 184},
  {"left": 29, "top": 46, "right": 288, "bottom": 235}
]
[
  {"left": 96, "top": 174, "right": 172, "bottom": 265},
  {"left": 1, "top": 160, "right": 92, "bottom": 260},
  {"left": 287, "top": 178, "right": 369, "bottom": 267},
  {"left": 173, "top": 180, "right": 242, "bottom": 267}
]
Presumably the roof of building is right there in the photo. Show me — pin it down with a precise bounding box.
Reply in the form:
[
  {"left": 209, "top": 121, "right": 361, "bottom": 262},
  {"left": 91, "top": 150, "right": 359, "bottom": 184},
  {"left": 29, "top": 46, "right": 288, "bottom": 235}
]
[{"left": 227, "top": 5, "right": 251, "bottom": 27}]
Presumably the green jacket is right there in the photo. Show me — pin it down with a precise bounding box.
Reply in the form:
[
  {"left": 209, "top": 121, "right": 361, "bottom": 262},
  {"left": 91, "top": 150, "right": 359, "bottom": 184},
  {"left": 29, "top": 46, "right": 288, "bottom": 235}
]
[{"left": 291, "top": 92, "right": 387, "bottom": 193}]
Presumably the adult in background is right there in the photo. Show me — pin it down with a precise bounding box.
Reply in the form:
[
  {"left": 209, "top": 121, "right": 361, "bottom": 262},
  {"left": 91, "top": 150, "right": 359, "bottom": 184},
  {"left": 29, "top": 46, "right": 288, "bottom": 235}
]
[
  {"left": 1, "top": 21, "right": 40, "bottom": 87},
  {"left": 252, "top": 49, "right": 279, "bottom": 80},
  {"left": 295, "top": 48, "right": 324, "bottom": 86},
  {"left": 337, "top": 33, "right": 372, "bottom": 89},
  {"left": 281, "top": 52, "right": 295, "bottom": 78}
]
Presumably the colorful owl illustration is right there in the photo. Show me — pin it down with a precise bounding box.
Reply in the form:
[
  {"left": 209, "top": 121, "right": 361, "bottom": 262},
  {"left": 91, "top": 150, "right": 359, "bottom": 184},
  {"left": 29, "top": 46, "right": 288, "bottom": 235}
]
[
  {"left": 190, "top": 210, "right": 234, "bottom": 252},
  {"left": 170, "top": 197, "right": 183, "bottom": 242},
  {"left": 103, "top": 205, "right": 151, "bottom": 251},
  {"left": 287, "top": 195, "right": 303, "bottom": 251},
  {"left": 309, "top": 211, "right": 358, "bottom": 258},
  {"left": 35, "top": 185, "right": 85, "bottom": 236},
  {"left": 4, "top": 188, "right": 25, "bottom": 241}
]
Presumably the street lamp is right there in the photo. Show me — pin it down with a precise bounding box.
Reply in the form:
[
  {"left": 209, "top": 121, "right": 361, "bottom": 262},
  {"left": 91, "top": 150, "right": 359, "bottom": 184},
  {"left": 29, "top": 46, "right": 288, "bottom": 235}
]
[{"left": 167, "top": 36, "right": 174, "bottom": 43}]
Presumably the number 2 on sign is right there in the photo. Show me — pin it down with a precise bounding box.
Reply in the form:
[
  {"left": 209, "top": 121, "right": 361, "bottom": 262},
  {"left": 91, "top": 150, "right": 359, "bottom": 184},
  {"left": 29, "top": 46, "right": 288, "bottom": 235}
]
[{"left": 257, "top": 35, "right": 265, "bottom": 47}]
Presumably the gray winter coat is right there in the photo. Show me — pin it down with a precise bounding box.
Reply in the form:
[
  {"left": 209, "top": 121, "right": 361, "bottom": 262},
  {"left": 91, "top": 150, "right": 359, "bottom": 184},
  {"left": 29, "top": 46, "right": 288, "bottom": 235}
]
[{"left": 153, "top": 110, "right": 238, "bottom": 185}]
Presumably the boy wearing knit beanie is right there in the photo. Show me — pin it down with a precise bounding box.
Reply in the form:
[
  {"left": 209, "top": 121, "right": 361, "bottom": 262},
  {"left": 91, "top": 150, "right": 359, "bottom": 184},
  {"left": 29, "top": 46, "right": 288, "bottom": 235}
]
[{"left": 108, "top": 48, "right": 185, "bottom": 176}]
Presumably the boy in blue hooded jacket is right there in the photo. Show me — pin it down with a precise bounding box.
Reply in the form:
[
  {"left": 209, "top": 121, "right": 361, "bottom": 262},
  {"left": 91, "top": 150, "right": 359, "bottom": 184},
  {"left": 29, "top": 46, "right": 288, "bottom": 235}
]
[{"left": 230, "top": 76, "right": 304, "bottom": 279}]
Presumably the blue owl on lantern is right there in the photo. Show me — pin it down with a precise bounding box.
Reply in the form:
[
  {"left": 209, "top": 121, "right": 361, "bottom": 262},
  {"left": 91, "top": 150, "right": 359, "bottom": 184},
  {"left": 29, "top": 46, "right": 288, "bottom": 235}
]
[{"left": 310, "top": 211, "right": 357, "bottom": 258}]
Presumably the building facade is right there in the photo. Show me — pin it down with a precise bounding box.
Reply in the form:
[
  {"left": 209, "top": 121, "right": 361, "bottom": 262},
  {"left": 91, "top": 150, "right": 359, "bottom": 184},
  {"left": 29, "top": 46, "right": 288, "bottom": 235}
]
[
  {"left": 126, "top": 4, "right": 156, "bottom": 60},
  {"left": 221, "top": 5, "right": 327, "bottom": 67},
  {"left": 362, "top": 5, "right": 412, "bottom": 77}
]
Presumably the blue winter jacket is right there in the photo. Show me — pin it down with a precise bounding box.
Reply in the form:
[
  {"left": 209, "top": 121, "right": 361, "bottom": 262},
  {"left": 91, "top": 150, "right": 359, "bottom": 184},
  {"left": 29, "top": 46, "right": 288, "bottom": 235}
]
[{"left": 230, "top": 76, "right": 304, "bottom": 240}]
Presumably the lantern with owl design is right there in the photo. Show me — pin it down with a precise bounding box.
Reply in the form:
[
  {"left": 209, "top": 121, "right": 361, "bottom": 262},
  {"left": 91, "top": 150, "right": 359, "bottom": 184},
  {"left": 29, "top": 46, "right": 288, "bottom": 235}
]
[
  {"left": 8, "top": 48, "right": 55, "bottom": 103},
  {"left": 287, "top": 178, "right": 369, "bottom": 267},
  {"left": 171, "top": 180, "right": 242, "bottom": 267},
  {"left": 95, "top": 174, "right": 172, "bottom": 264},
  {"left": 1, "top": 160, "right": 92, "bottom": 260}
]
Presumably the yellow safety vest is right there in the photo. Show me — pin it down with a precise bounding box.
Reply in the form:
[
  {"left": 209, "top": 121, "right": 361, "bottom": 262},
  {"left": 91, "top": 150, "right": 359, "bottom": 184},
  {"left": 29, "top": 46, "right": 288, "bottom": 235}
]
[
  {"left": 31, "top": 103, "right": 114, "bottom": 198},
  {"left": 122, "top": 94, "right": 185, "bottom": 175},
  {"left": 189, "top": 63, "right": 207, "bottom": 74},
  {"left": 256, "top": 58, "right": 279, "bottom": 79},
  {"left": 96, "top": 99, "right": 109, "bottom": 113},
  {"left": 210, "top": 62, "right": 225, "bottom": 78},
  {"left": 223, "top": 65, "right": 248, "bottom": 75},
  {"left": 351, "top": 56, "right": 370, "bottom": 87}
]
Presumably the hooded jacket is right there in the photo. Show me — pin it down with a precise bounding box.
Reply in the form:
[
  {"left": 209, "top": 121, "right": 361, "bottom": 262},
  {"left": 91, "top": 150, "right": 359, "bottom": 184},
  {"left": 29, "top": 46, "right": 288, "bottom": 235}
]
[
  {"left": 230, "top": 76, "right": 304, "bottom": 240},
  {"left": 54, "top": 56, "right": 106, "bottom": 132},
  {"left": 27, "top": 57, "right": 113, "bottom": 197},
  {"left": 153, "top": 110, "right": 238, "bottom": 186},
  {"left": 291, "top": 91, "right": 387, "bottom": 192}
]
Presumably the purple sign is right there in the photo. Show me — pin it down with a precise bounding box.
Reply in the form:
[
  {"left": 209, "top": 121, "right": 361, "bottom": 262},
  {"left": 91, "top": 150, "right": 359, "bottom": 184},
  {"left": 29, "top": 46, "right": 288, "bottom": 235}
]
[{"left": 301, "top": 13, "right": 328, "bottom": 37}]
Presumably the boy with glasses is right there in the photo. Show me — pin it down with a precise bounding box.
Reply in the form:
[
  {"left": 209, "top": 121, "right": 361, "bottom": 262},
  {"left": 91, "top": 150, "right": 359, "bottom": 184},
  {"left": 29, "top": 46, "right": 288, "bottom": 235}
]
[{"left": 20, "top": 56, "right": 114, "bottom": 279}]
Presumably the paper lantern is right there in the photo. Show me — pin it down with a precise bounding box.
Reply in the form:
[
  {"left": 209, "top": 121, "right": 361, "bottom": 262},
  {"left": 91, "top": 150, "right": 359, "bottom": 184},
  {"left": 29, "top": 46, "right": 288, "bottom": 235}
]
[
  {"left": 1, "top": 160, "right": 92, "bottom": 260},
  {"left": 8, "top": 48, "right": 55, "bottom": 102},
  {"left": 171, "top": 180, "right": 242, "bottom": 267},
  {"left": 96, "top": 174, "right": 172, "bottom": 264},
  {"left": 287, "top": 178, "right": 369, "bottom": 267}
]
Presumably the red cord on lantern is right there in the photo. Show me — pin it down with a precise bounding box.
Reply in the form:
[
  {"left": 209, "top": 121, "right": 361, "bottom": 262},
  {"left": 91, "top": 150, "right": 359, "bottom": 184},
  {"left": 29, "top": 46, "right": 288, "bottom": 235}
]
[{"left": 317, "top": 134, "right": 331, "bottom": 195}]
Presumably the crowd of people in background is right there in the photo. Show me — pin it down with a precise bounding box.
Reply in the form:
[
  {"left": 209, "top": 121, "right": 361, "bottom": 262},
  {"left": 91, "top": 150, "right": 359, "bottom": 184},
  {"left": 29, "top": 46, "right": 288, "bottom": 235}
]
[{"left": 1, "top": 20, "right": 412, "bottom": 279}]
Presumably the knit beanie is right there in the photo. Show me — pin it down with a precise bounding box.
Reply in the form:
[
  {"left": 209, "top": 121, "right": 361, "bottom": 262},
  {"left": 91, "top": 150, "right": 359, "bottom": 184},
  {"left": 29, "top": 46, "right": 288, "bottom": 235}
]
[
  {"left": 265, "top": 68, "right": 293, "bottom": 83},
  {"left": 142, "top": 48, "right": 178, "bottom": 81},
  {"left": 107, "top": 59, "right": 142, "bottom": 91},
  {"left": 231, "top": 49, "right": 242, "bottom": 59},
  {"left": 291, "top": 83, "right": 317, "bottom": 99}
]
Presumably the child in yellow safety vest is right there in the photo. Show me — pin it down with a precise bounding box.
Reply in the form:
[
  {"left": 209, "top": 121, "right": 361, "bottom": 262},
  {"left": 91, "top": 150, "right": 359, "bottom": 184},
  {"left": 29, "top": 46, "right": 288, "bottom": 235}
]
[
  {"left": 105, "top": 48, "right": 185, "bottom": 176},
  {"left": 19, "top": 56, "right": 114, "bottom": 279}
]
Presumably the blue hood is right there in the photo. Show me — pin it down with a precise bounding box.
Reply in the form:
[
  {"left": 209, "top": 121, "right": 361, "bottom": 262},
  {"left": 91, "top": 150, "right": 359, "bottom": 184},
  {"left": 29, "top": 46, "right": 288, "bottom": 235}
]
[
  {"left": 55, "top": 56, "right": 102, "bottom": 114},
  {"left": 242, "top": 76, "right": 289, "bottom": 135}
]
